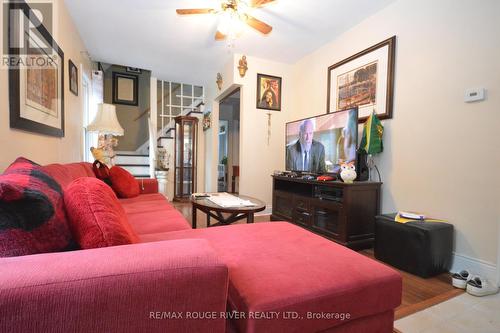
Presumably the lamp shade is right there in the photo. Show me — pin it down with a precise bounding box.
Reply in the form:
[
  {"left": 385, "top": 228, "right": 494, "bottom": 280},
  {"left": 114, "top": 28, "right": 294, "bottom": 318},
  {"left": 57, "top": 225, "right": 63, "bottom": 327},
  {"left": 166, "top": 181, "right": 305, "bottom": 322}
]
[{"left": 87, "top": 103, "right": 124, "bottom": 136}]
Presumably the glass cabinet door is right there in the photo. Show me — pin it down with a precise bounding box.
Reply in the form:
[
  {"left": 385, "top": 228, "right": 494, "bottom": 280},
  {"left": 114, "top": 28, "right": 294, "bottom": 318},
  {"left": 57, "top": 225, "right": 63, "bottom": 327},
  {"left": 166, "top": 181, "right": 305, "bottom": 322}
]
[
  {"left": 310, "top": 200, "right": 344, "bottom": 240},
  {"left": 174, "top": 116, "right": 198, "bottom": 200}
]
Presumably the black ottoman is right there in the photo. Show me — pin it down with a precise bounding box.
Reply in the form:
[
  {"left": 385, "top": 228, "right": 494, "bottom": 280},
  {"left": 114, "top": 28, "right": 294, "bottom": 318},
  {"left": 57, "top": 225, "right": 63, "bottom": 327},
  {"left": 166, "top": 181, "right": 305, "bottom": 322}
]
[{"left": 374, "top": 214, "right": 453, "bottom": 278}]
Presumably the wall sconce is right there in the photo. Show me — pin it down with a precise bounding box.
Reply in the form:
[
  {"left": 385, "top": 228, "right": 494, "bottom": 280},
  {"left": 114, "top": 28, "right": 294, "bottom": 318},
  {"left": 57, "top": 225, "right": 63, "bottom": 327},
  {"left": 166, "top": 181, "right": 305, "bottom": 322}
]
[
  {"left": 216, "top": 73, "right": 223, "bottom": 90},
  {"left": 238, "top": 55, "right": 248, "bottom": 77}
]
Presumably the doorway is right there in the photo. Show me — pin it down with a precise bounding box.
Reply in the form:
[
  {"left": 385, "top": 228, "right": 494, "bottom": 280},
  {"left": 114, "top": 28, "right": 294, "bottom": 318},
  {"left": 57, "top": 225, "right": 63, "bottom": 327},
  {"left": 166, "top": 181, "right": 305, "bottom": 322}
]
[{"left": 218, "top": 88, "right": 240, "bottom": 193}]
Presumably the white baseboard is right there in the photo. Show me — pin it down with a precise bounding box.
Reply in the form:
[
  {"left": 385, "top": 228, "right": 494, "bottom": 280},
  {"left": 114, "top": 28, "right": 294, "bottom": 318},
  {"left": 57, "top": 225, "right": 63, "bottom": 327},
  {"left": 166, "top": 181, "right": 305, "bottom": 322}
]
[{"left": 451, "top": 252, "right": 498, "bottom": 286}]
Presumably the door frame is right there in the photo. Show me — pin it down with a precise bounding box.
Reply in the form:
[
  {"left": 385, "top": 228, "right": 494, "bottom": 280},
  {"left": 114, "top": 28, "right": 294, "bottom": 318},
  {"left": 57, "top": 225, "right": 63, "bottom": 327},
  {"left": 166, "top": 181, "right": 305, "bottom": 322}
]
[
  {"left": 81, "top": 65, "right": 93, "bottom": 162},
  {"left": 217, "top": 86, "right": 240, "bottom": 193}
]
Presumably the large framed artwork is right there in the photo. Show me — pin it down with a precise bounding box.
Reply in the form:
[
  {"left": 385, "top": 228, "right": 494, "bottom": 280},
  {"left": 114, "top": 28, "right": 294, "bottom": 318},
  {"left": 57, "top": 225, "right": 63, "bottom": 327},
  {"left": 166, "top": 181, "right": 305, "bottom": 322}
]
[
  {"left": 256, "top": 73, "right": 281, "bottom": 111},
  {"left": 112, "top": 72, "right": 139, "bottom": 106},
  {"left": 8, "top": 1, "right": 65, "bottom": 137},
  {"left": 327, "top": 36, "right": 396, "bottom": 122}
]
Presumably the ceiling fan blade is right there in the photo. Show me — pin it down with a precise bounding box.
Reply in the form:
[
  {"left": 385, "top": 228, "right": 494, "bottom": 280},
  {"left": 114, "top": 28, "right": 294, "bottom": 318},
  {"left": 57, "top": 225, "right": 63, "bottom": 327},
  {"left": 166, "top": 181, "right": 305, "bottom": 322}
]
[
  {"left": 176, "top": 8, "right": 214, "bottom": 15},
  {"left": 245, "top": 15, "right": 272, "bottom": 34},
  {"left": 250, "top": 0, "right": 276, "bottom": 8},
  {"left": 215, "top": 31, "right": 226, "bottom": 41}
]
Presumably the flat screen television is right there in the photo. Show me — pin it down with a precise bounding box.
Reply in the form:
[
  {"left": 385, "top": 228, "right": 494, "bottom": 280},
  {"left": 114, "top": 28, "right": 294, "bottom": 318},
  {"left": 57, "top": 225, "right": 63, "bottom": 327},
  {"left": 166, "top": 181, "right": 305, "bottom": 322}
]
[{"left": 285, "top": 107, "right": 358, "bottom": 174}]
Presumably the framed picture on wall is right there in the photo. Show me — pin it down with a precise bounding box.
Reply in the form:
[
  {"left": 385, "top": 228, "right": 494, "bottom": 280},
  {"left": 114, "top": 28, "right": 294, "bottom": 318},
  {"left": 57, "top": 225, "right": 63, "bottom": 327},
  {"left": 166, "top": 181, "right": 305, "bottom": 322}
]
[
  {"left": 203, "top": 111, "right": 212, "bottom": 131},
  {"left": 327, "top": 36, "right": 396, "bottom": 122},
  {"left": 256, "top": 73, "right": 281, "bottom": 111},
  {"left": 8, "top": 0, "right": 65, "bottom": 137},
  {"left": 69, "top": 59, "right": 78, "bottom": 96},
  {"left": 112, "top": 72, "right": 139, "bottom": 106}
]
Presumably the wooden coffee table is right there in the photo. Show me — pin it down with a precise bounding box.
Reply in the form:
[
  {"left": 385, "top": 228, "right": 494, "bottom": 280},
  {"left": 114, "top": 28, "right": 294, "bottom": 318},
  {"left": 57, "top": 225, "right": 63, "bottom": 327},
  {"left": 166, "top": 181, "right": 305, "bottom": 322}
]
[{"left": 191, "top": 194, "right": 266, "bottom": 228}]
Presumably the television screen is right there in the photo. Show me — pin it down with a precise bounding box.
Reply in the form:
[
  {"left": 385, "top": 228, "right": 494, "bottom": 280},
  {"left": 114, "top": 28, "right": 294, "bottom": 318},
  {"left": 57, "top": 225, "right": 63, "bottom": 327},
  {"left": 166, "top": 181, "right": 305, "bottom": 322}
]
[{"left": 285, "top": 108, "right": 358, "bottom": 174}]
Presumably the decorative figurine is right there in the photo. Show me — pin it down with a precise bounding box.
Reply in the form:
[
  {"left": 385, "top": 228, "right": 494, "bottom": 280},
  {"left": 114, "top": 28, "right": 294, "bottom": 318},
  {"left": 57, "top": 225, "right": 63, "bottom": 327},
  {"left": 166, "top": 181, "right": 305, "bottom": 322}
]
[
  {"left": 156, "top": 147, "right": 170, "bottom": 171},
  {"left": 238, "top": 55, "right": 248, "bottom": 77},
  {"left": 90, "top": 134, "right": 118, "bottom": 168},
  {"left": 216, "top": 73, "right": 223, "bottom": 90},
  {"left": 340, "top": 160, "right": 357, "bottom": 183}
]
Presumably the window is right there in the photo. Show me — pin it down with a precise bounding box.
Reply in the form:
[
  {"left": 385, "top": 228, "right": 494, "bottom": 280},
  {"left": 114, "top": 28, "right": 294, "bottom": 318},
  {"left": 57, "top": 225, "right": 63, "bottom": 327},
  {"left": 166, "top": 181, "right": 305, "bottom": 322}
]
[
  {"left": 157, "top": 81, "right": 204, "bottom": 133},
  {"left": 83, "top": 70, "right": 103, "bottom": 162}
]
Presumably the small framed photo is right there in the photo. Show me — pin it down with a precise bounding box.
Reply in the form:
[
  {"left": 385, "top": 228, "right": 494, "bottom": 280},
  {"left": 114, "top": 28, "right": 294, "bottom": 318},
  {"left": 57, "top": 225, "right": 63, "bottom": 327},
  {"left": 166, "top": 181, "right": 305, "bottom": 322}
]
[
  {"left": 112, "top": 72, "right": 139, "bottom": 106},
  {"left": 256, "top": 73, "right": 281, "bottom": 111},
  {"left": 203, "top": 111, "right": 211, "bottom": 131},
  {"left": 126, "top": 67, "right": 142, "bottom": 74},
  {"left": 327, "top": 36, "right": 396, "bottom": 122},
  {"left": 69, "top": 60, "right": 78, "bottom": 96}
]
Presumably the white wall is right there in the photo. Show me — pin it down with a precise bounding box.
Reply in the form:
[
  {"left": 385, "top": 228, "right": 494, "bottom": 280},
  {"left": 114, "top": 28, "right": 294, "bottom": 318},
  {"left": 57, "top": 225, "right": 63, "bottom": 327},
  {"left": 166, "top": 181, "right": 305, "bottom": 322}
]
[
  {"left": 290, "top": 0, "right": 500, "bottom": 271},
  {"left": 208, "top": 54, "right": 293, "bottom": 205},
  {"left": 204, "top": 83, "right": 219, "bottom": 192},
  {"left": 236, "top": 55, "right": 292, "bottom": 205},
  {"left": 0, "top": 0, "right": 92, "bottom": 171}
]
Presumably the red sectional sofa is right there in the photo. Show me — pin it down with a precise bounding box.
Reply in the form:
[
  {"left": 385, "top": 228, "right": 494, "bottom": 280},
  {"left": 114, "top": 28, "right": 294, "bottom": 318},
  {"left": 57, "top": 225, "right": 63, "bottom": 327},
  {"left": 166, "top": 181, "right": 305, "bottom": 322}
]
[{"left": 0, "top": 162, "right": 402, "bottom": 333}]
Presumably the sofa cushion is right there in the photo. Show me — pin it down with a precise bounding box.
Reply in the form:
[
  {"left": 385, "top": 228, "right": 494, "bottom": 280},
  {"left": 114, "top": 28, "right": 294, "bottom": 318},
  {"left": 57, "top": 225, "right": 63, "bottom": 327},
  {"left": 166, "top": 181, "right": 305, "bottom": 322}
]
[
  {"left": 0, "top": 157, "right": 74, "bottom": 257},
  {"left": 64, "top": 177, "right": 139, "bottom": 248},
  {"left": 140, "top": 222, "right": 402, "bottom": 333},
  {"left": 119, "top": 193, "right": 190, "bottom": 235},
  {"left": 120, "top": 195, "right": 177, "bottom": 215},
  {"left": 127, "top": 208, "right": 191, "bottom": 235},
  {"left": 119, "top": 193, "right": 168, "bottom": 206},
  {"left": 109, "top": 166, "right": 140, "bottom": 198},
  {"left": 42, "top": 162, "right": 95, "bottom": 190}
]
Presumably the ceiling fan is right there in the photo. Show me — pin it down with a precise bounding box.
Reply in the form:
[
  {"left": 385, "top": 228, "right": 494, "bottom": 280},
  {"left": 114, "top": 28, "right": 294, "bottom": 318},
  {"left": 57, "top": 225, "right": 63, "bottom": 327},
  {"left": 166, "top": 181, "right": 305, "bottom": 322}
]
[{"left": 176, "top": 0, "right": 275, "bottom": 41}]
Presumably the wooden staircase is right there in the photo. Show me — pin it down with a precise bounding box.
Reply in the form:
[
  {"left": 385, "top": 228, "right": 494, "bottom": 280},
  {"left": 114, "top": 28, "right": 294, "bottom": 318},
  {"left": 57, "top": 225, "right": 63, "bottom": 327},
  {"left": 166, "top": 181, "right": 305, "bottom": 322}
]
[
  {"left": 115, "top": 153, "right": 150, "bottom": 178},
  {"left": 116, "top": 107, "right": 204, "bottom": 178}
]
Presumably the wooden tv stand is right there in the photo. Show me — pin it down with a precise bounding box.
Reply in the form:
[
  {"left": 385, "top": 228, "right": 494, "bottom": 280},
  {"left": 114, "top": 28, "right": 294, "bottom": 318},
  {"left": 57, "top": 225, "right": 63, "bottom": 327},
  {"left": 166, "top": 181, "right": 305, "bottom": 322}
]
[{"left": 271, "top": 175, "right": 381, "bottom": 250}]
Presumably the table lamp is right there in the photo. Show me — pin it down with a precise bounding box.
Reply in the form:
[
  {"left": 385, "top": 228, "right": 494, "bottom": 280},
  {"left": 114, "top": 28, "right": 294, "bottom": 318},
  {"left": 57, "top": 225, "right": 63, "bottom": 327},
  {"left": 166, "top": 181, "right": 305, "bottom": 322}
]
[{"left": 87, "top": 103, "right": 124, "bottom": 166}]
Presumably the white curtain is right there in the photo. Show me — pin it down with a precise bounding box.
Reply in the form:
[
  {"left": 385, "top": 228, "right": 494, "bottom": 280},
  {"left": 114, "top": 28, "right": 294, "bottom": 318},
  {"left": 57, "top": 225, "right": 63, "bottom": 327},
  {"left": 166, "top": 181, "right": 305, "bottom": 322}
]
[{"left": 84, "top": 70, "right": 103, "bottom": 162}]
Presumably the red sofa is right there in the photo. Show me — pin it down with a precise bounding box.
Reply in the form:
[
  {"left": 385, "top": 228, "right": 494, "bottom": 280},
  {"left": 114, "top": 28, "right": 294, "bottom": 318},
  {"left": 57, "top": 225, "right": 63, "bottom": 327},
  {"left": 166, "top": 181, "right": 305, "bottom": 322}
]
[{"left": 0, "top": 162, "right": 402, "bottom": 333}]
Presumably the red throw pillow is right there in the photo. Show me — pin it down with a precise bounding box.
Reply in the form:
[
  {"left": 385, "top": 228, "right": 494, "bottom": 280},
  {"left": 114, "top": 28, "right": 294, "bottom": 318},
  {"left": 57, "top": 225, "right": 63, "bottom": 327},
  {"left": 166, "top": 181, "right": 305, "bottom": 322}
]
[
  {"left": 0, "top": 157, "right": 75, "bottom": 257},
  {"left": 64, "top": 177, "right": 139, "bottom": 249},
  {"left": 109, "top": 166, "right": 140, "bottom": 198}
]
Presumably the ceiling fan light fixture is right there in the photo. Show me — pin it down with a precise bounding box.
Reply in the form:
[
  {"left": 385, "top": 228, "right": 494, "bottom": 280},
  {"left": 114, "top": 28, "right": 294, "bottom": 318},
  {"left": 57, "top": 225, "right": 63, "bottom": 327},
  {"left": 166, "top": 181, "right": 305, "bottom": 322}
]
[
  {"left": 176, "top": 0, "right": 275, "bottom": 42},
  {"left": 218, "top": 10, "right": 244, "bottom": 36},
  {"left": 236, "top": 0, "right": 251, "bottom": 15}
]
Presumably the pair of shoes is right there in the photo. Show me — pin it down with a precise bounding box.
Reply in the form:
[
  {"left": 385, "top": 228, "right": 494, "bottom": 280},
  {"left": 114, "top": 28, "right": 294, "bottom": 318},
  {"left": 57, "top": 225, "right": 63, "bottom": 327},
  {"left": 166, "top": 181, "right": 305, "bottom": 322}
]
[
  {"left": 452, "top": 270, "right": 499, "bottom": 296},
  {"left": 466, "top": 276, "right": 499, "bottom": 297},
  {"left": 452, "top": 270, "right": 471, "bottom": 289}
]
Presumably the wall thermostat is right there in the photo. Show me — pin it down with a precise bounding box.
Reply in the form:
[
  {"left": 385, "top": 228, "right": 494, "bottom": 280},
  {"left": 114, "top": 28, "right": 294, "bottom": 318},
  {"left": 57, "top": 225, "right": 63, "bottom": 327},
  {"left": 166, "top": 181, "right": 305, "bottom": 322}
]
[{"left": 464, "top": 88, "right": 485, "bottom": 103}]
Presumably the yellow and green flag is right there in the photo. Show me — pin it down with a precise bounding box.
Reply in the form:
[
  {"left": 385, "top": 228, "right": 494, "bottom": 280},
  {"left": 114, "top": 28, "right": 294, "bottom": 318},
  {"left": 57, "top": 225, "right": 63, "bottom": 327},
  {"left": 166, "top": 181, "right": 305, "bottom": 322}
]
[{"left": 359, "top": 111, "right": 384, "bottom": 154}]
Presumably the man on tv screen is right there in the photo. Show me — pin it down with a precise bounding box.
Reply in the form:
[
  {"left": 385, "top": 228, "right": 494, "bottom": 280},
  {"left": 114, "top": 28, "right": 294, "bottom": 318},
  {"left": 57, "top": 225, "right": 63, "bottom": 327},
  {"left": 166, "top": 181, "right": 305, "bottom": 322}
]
[{"left": 286, "top": 119, "right": 326, "bottom": 173}]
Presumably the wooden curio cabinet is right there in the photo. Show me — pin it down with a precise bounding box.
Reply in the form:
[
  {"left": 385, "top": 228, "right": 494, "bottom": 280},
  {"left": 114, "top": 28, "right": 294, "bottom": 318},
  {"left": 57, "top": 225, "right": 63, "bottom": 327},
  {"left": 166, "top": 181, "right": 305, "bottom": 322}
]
[{"left": 174, "top": 116, "right": 198, "bottom": 201}]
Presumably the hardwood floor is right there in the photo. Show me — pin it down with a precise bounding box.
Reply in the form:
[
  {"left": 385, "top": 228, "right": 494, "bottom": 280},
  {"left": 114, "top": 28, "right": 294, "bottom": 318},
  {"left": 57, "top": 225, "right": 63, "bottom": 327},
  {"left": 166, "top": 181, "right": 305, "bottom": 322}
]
[
  {"left": 172, "top": 201, "right": 462, "bottom": 321},
  {"left": 360, "top": 249, "right": 463, "bottom": 320}
]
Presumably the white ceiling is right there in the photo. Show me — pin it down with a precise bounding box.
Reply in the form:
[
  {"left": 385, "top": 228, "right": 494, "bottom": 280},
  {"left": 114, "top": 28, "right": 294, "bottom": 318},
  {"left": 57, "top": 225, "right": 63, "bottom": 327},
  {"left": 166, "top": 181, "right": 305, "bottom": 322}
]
[{"left": 65, "top": 0, "right": 395, "bottom": 86}]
